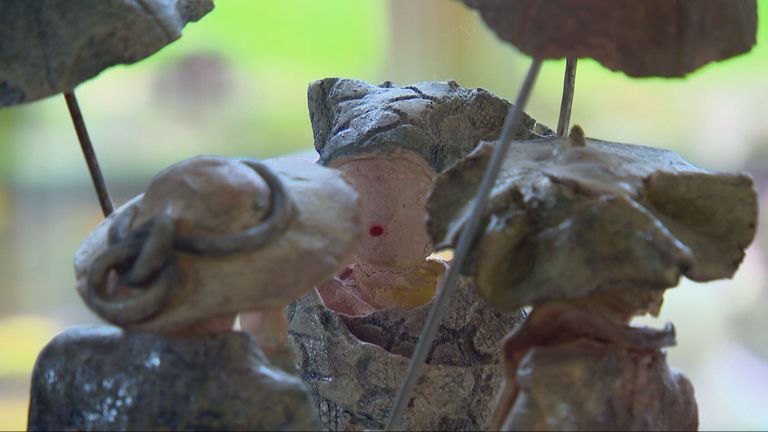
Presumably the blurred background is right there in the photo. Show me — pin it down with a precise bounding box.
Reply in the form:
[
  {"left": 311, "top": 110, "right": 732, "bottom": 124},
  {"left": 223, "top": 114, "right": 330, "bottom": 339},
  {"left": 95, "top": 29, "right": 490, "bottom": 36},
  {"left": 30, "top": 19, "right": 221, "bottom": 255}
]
[{"left": 0, "top": 0, "right": 767, "bottom": 430}]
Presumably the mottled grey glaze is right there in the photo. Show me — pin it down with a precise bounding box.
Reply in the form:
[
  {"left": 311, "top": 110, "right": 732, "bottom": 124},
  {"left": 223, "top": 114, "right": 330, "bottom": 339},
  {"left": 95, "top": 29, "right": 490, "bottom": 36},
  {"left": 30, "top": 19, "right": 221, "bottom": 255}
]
[
  {"left": 28, "top": 326, "right": 320, "bottom": 431},
  {"left": 287, "top": 278, "right": 526, "bottom": 431},
  {"left": 308, "top": 78, "right": 552, "bottom": 172},
  {"left": 0, "top": 0, "right": 213, "bottom": 106}
]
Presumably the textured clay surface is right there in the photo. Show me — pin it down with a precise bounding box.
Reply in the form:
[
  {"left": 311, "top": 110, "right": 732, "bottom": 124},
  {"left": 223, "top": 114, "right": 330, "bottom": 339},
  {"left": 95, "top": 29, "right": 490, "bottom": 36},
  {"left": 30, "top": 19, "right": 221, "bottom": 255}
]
[
  {"left": 28, "top": 326, "right": 320, "bottom": 431},
  {"left": 308, "top": 78, "right": 552, "bottom": 173},
  {"left": 287, "top": 281, "right": 526, "bottom": 431},
  {"left": 463, "top": 0, "right": 757, "bottom": 77}
]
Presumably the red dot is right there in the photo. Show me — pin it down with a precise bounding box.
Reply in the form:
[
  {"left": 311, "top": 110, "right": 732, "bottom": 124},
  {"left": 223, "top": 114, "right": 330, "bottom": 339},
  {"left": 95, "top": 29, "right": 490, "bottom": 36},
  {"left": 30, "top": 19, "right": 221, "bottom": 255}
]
[{"left": 369, "top": 225, "right": 385, "bottom": 237}]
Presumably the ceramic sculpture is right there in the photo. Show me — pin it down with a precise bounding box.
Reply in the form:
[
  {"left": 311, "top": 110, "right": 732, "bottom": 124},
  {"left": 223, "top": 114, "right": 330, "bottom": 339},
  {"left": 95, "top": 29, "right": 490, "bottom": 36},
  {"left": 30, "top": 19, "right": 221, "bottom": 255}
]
[
  {"left": 426, "top": 126, "right": 758, "bottom": 430},
  {"left": 75, "top": 156, "right": 360, "bottom": 333},
  {"left": 29, "top": 156, "right": 362, "bottom": 430},
  {"left": 12, "top": 0, "right": 760, "bottom": 430},
  {"left": 286, "top": 78, "right": 549, "bottom": 430}
]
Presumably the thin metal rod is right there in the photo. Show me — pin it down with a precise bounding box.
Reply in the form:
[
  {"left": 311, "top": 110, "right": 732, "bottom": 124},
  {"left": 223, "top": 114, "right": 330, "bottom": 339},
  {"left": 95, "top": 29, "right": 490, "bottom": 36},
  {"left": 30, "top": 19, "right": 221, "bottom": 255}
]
[
  {"left": 64, "top": 91, "right": 114, "bottom": 217},
  {"left": 556, "top": 58, "right": 577, "bottom": 136},
  {"left": 384, "top": 58, "right": 543, "bottom": 431}
]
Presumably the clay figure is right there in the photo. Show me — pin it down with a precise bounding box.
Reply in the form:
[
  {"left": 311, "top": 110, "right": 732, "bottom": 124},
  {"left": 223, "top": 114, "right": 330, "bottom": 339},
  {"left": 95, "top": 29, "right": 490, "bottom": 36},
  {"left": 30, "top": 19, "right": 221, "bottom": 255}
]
[
  {"left": 29, "top": 155, "right": 362, "bottom": 431},
  {"left": 427, "top": 126, "right": 758, "bottom": 430},
  {"left": 75, "top": 156, "right": 360, "bottom": 334},
  {"left": 286, "top": 78, "right": 549, "bottom": 430},
  {"left": 308, "top": 78, "right": 550, "bottom": 315}
]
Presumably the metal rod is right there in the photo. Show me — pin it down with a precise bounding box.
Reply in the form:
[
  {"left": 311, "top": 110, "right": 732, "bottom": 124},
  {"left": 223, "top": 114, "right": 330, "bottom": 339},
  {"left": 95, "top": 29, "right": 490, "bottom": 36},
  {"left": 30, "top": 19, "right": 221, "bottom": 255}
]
[
  {"left": 556, "top": 58, "right": 577, "bottom": 137},
  {"left": 64, "top": 91, "right": 114, "bottom": 217},
  {"left": 384, "top": 58, "right": 543, "bottom": 431}
]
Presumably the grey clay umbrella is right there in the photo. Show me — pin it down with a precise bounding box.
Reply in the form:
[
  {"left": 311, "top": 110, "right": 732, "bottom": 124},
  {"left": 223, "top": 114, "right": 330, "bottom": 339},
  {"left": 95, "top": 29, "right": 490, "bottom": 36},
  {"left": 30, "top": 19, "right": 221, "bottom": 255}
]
[{"left": 0, "top": 0, "right": 213, "bottom": 215}]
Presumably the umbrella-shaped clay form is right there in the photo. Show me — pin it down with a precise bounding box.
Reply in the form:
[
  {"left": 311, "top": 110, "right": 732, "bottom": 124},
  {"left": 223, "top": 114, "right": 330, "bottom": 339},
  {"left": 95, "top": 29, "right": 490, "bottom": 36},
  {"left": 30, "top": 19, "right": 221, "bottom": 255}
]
[
  {"left": 29, "top": 156, "right": 361, "bottom": 431},
  {"left": 1, "top": 0, "right": 214, "bottom": 216},
  {"left": 462, "top": 0, "right": 757, "bottom": 77},
  {"left": 0, "top": 0, "right": 213, "bottom": 105},
  {"left": 427, "top": 126, "right": 758, "bottom": 430},
  {"left": 285, "top": 78, "right": 549, "bottom": 430}
]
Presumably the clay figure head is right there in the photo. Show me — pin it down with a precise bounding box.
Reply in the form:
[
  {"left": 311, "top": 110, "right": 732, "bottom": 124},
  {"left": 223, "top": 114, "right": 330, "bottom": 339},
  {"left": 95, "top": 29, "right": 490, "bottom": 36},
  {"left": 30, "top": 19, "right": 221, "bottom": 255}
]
[
  {"left": 308, "top": 78, "right": 551, "bottom": 311},
  {"left": 75, "top": 155, "right": 361, "bottom": 333},
  {"left": 428, "top": 126, "right": 758, "bottom": 314}
]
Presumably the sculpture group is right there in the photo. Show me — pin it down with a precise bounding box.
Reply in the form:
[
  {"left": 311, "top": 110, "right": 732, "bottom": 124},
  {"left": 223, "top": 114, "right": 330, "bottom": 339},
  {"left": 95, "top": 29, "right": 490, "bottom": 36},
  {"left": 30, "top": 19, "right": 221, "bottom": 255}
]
[{"left": 1, "top": 0, "right": 759, "bottom": 431}]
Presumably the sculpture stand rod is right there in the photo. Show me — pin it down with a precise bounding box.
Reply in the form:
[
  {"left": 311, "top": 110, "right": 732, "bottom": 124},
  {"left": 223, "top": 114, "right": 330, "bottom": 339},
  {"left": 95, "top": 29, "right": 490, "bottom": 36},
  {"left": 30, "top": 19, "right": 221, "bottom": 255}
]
[
  {"left": 557, "top": 58, "right": 577, "bottom": 136},
  {"left": 384, "top": 58, "right": 543, "bottom": 431},
  {"left": 64, "top": 91, "right": 114, "bottom": 217}
]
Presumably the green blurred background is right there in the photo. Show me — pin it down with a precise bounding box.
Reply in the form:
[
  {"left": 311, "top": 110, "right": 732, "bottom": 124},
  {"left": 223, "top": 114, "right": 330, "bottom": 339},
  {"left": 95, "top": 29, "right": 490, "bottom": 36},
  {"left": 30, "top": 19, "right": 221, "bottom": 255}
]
[{"left": 1, "top": 0, "right": 767, "bottom": 430}]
